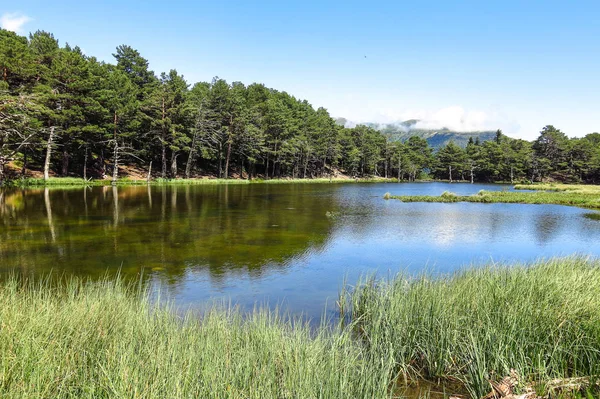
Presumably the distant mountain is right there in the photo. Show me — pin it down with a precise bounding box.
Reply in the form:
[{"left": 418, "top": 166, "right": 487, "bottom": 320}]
[
  {"left": 335, "top": 118, "right": 497, "bottom": 149},
  {"left": 374, "top": 123, "right": 497, "bottom": 149}
]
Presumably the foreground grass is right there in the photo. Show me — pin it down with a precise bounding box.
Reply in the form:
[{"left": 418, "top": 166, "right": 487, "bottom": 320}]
[
  {"left": 384, "top": 189, "right": 600, "bottom": 209},
  {"left": 7, "top": 176, "right": 398, "bottom": 188},
  {"left": 0, "top": 277, "right": 392, "bottom": 399},
  {"left": 3, "top": 258, "right": 600, "bottom": 398},
  {"left": 345, "top": 257, "right": 600, "bottom": 398}
]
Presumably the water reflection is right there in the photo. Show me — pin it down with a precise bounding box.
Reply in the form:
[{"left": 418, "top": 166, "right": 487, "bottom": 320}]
[
  {"left": 0, "top": 185, "right": 337, "bottom": 284},
  {"left": 1, "top": 183, "right": 600, "bottom": 318}
]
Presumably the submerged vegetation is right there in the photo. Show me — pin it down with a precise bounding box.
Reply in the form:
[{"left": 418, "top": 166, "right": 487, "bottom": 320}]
[
  {"left": 385, "top": 187, "right": 600, "bottom": 209},
  {"left": 2, "top": 258, "right": 600, "bottom": 398}
]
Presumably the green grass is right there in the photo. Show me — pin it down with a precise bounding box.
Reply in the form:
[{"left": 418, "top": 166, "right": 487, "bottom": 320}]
[
  {"left": 3, "top": 258, "right": 600, "bottom": 398},
  {"left": 385, "top": 189, "right": 600, "bottom": 209},
  {"left": 13, "top": 177, "right": 107, "bottom": 186},
  {"left": 515, "top": 183, "right": 600, "bottom": 195},
  {"left": 7, "top": 176, "right": 400, "bottom": 188},
  {"left": 0, "top": 276, "right": 393, "bottom": 399},
  {"left": 344, "top": 257, "right": 600, "bottom": 398}
]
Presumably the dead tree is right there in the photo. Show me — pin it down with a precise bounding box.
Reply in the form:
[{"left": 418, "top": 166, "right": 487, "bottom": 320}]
[{"left": 0, "top": 95, "right": 38, "bottom": 184}]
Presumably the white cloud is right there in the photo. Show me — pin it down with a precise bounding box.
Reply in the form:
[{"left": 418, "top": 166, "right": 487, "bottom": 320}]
[
  {"left": 1, "top": 12, "right": 32, "bottom": 34},
  {"left": 377, "top": 106, "right": 520, "bottom": 134}
]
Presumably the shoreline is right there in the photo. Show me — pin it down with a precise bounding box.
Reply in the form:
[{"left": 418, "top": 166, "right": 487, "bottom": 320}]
[{"left": 2, "top": 176, "right": 405, "bottom": 188}]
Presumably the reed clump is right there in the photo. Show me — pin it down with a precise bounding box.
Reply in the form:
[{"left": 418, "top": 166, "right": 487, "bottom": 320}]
[
  {"left": 344, "top": 257, "right": 600, "bottom": 398},
  {"left": 0, "top": 276, "right": 392, "bottom": 399}
]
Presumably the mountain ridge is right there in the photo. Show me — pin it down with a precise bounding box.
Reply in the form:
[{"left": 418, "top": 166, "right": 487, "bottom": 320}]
[{"left": 335, "top": 118, "right": 497, "bottom": 149}]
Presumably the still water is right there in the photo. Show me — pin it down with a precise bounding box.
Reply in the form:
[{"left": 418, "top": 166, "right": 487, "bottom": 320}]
[{"left": 1, "top": 182, "right": 600, "bottom": 318}]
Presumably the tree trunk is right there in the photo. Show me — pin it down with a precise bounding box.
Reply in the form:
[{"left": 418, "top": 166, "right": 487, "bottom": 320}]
[
  {"left": 100, "top": 149, "right": 106, "bottom": 177},
  {"left": 170, "top": 152, "right": 178, "bottom": 177},
  {"left": 449, "top": 165, "right": 453, "bottom": 183},
  {"left": 62, "top": 146, "right": 69, "bottom": 176},
  {"left": 185, "top": 130, "right": 198, "bottom": 179},
  {"left": 112, "top": 140, "right": 119, "bottom": 184},
  {"left": 265, "top": 153, "right": 269, "bottom": 179},
  {"left": 303, "top": 149, "right": 310, "bottom": 179},
  {"left": 161, "top": 96, "right": 167, "bottom": 178},
  {"left": 43, "top": 126, "right": 55, "bottom": 181},
  {"left": 397, "top": 158, "right": 402, "bottom": 182},
  {"left": 83, "top": 147, "right": 88, "bottom": 181},
  {"left": 272, "top": 140, "right": 278, "bottom": 178},
  {"left": 147, "top": 161, "right": 152, "bottom": 183},
  {"left": 112, "top": 111, "right": 119, "bottom": 184},
  {"left": 161, "top": 142, "right": 167, "bottom": 178},
  {"left": 470, "top": 165, "right": 474, "bottom": 184},
  {"left": 510, "top": 165, "right": 514, "bottom": 184},
  {"left": 217, "top": 142, "right": 223, "bottom": 178},
  {"left": 224, "top": 135, "right": 232, "bottom": 179},
  {"left": 0, "top": 162, "right": 4, "bottom": 185}
]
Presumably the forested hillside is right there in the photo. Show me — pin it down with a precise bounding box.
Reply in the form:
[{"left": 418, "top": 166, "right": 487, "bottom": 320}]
[{"left": 1, "top": 29, "right": 599, "bottom": 184}]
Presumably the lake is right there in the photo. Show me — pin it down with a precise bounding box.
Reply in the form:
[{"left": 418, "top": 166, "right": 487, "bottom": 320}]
[{"left": 1, "top": 182, "right": 600, "bottom": 319}]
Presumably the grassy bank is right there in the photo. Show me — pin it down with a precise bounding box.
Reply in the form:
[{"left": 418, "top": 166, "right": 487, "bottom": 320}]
[
  {"left": 384, "top": 189, "right": 600, "bottom": 209},
  {"left": 345, "top": 257, "right": 600, "bottom": 398},
  {"left": 5, "top": 176, "right": 399, "bottom": 188},
  {"left": 0, "top": 277, "right": 392, "bottom": 399}
]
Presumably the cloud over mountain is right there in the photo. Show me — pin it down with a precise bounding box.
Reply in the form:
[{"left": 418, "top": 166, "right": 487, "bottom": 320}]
[{"left": 379, "top": 106, "right": 519, "bottom": 133}]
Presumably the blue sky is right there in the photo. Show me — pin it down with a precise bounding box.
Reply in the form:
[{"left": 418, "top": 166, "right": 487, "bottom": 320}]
[{"left": 2, "top": 1, "right": 599, "bottom": 139}]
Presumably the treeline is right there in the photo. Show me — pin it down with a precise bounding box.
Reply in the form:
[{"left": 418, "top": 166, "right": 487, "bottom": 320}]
[
  {"left": 432, "top": 128, "right": 600, "bottom": 183},
  {"left": 0, "top": 29, "right": 388, "bottom": 183},
  {"left": 1, "top": 29, "right": 599, "bottom": 184}
]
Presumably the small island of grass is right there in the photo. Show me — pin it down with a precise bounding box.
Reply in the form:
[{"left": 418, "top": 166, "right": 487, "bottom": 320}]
[{"left": 384, "top": 184, "right": 600, "bottom": 209}]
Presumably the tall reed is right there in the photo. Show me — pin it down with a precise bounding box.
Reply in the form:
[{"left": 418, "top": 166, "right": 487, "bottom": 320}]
[
  {"left": 0, "top": 276, "right": 393, "bottom": 399},
  {"left": 345, "top": 257, "right": 600, "bottom": 397}
]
